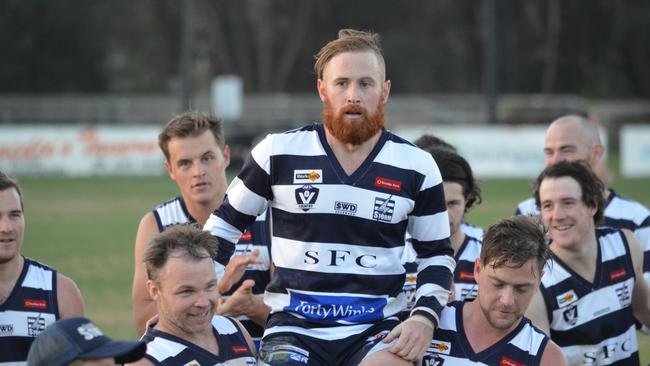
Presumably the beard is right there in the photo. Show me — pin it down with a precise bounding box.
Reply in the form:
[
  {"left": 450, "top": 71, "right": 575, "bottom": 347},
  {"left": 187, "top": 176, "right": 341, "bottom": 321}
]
[{"left": 322, "top": 97, "right": 385, "bottom": 145}]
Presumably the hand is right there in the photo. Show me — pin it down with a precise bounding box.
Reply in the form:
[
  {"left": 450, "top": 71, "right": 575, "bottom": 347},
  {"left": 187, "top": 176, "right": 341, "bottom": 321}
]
[
  {"left": 383, "top": 315, "right": 434, "bottom": 361},
  {"left": 217, "top": 279, "right": 259, "bottom": 318},
  {"left": 219, "top": 249, "right": 262, "bottom": 294}
]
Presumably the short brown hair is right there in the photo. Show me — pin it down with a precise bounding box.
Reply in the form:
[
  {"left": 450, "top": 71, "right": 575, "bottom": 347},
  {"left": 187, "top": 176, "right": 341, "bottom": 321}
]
[
  {"left": 144, "top": 225, "right": 217, "bottom": 283},
  {"left": 314, "top": 29, "right": 385, "bottom": 80},
  {"left": 481, "top": 216, "right": 549, "bottom": 274},
  {"left": 533, "top": 160, "right": 605, "bottom": 224},
  {"left": 158, "top": 112, "right": 225, "bottom": 161},
  {"left": 0, "top": 171, "right": 23, "bottom": 210}
]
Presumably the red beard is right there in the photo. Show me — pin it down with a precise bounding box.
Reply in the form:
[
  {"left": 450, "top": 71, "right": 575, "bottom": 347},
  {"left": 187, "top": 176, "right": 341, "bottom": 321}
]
[{"left": 322, "top": 98, "right": 385, "bottom": 145}]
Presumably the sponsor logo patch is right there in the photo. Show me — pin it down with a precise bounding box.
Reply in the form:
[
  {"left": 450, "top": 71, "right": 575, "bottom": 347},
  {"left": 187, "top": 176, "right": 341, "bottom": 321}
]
[
  {"left": 295, "top": 185, "right": 319, "bottom": 211},
  {"left": 239, "top": 230, "right": 252, "bottom": 242},
  {"left": 458, "top": 271, "right": 474, "bottom": 281},
  {"left": 294, "top": 169, "right": 322, "bottom": 184},
  {"left": 372, "top": 196, "right": 395, "bottom": 222},
  {"left": 459, "top": 286, "right": 478, "bottom": 300},
  {"left": 334, "top": 201, "right": 357, "bottom": 216},
  {"left": 562, "top": 303, "right": 579, "bottom": 326},
  {"left": 615, "top": 282, "right": 632, "bottom": 307},
  {"left": 232, "top": 344, "right": 249, "bottom": 354},
  {"left": 27, "top": 316, "right": 46, "bottom": 337},
  {"left": 428, "top": 340, "right": 451, "bottom": 355},
  {"left": 374, "top": 177, "right": 401, "bottom": 191},
  {"left": 500, "top": 356, "right": 525, "bottom": 366},
  {"left": 609, "top": 268, "right": 627, "bottom": 282},
  {"left": 24, "top": 299, "right": 47, "bottom": 309},
  {"left": 556, "top": 289, "right": 578, "bottom": 307},
  {"left": 286, "top": 291, "right": 386, "bottom": 324},
  {"left": 0, "top": 324, "right": 13, "bottom": 336},
  {"left": 182, "top": 361, "right": 200, "bottom": 366},
  {"left": 423, "top": 354, "right": 445, "bottom": 366}
]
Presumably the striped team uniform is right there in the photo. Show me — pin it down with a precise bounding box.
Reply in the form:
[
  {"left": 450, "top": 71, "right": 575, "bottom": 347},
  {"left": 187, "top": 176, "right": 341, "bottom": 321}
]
[
  {"left": 153, "top": 197, "right": 271, "bottom": 346},
  {"left": 540, "top": 228, "right": 639, "bottom": 365},
  {"left": 402, "top": 233, "right": 481, "bottom": 316},
  {"left": 205, "top": 124, "right": 454, "bottom": 363},
  {"left": 460, "top": 222, "right": 484, "bottom": 241},
  {"left": 515, "top": 190, "right": 650, "bottom": 281},
  {"left": 0, "top": 257, "right": 59, "bottom": 366},
  {"left": 422, "top": 301, "right": 549, "bottom": 366},
  {"left": 140, "top": 315, "right": 256, "bottom": 365}
]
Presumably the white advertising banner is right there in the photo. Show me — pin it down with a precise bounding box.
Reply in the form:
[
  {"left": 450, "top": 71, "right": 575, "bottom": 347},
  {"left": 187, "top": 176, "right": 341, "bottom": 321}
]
[
  {"left": 0, "top": 125, "right": 164, "bottom": 176},
  {"left": 620, "top": 124, "right": 650, "bottom": 178},
  {"left": 392, "top": 125, "right": 607, "bottom": 178}
]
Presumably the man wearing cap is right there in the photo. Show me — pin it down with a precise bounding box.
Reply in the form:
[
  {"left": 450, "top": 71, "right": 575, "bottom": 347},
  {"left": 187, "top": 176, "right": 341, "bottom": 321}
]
[
  {"left": 129, "top": 225, "right": 257, "bottom": 365},
  {"left": 27, "top": 317, "right": 146, "bottom": 366},
  {"left": 0, "top": 171, "right": 85, "bottom": 365}
]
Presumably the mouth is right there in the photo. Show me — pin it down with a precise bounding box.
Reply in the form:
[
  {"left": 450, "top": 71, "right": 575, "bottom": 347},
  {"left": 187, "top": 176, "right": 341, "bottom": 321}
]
[
  {"left": 0, "top": 238, "right": 15, "bottom": 244},
  {"left": 192, "top": 182, "right": 210, "bottom": 189},
  {"left": 553, "top": 224, "right": 572, "bottom": 232}
]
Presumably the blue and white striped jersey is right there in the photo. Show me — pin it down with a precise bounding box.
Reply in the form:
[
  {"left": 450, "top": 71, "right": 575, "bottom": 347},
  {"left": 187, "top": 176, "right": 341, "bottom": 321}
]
[
  {"left": 460, "top": 222, "right": 484, "bottom": 241},
  {"left": 205, "top": 124, "right": 455, "bottom": 340},
  {"left": 153, "top": 196, "right": 271, "bottom": 344},
  {"left": 0, "top": 257, "right": 59, "bottom": 366},
  {"left": 515, "top": 190, "right": 650, "bottom": 281},
  {"left": 540, "top": 228, "right": 639, "bottom": 365},
  {"left": 422, "top": 301, "right": 549, "bottom": 366},
  {"left": 141, "top": 315, "right": 256, "bottom": 365}
]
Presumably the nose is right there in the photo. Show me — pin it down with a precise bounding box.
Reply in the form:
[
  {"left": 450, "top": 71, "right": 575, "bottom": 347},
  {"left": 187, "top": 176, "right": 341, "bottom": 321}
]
[
  {"left": 194, "top": 291, "right": 210, "bottom": 308},
  {"left": 0, "top": 216, "right": 10, "bottom": 232},
  {"left": 546, "top": 151, "right": 561, "bottom": 166},
  {"left": 191, "top": 161, "right": 205, "bottom": 177},
  {"left": 499, "top": 287, "right": 516, "bottom": 308},
  {"left": 346, "top": 84, "right": 360, "bottom": 105},
  {"left": 551, "top": 204, "right": 566, "bottom": 221}
]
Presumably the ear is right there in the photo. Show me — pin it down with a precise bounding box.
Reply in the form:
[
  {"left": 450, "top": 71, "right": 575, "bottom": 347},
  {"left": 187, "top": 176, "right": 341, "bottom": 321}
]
[
  {"left": 474, "top": 258, "right": 482, "bottom": 279},
  {"left": 222, "top": 145, "right": 231, "bottom": 169},
  {"left": 147, "top": 279, "right": 159, "bottom": 301},
  {"left": 382, "top": 79, "right": 391, "bottom": 104},
  {"left": 591, "top": 143, "right": 605, "bottom": 165},
  {"left": 163, "top": 159, "right": 175, "bottom": 181},
  {"left": 317, "top": 79, "right": 326, "bottom": 103}
]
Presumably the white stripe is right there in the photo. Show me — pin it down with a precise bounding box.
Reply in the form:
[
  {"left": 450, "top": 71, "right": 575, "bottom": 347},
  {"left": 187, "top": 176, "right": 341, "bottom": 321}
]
[
  {"left": 264, "top": 323, "right": 374, "bottom": 341},
  {"left": 226, "top": 176, "right": 269, "bottom": 217},
  {"left": 146, "top": 337, "right": 186, "bottom": 361},
  {"left": 600, "top": 231, "right": 628, "bottom": 262},
  {"left": 233, "top": 244, "right": 271, "bottom": 271},
  {"left": 634, "top": 226, "right": 650, "bottom": 252},
  {"left": 457, "top": 239, "right": 481, "bottom": 261},
  {"left": 211, "top": 315, "right": 238, "bottom": 334},
  {"left": 415, "top": 282, "right": 452, "bottom": 310},
  {"left": 509, "top": 323, "right": 545, "bottom": 356},
  {"left": 541, "top": 259, "right": 572, "bottom": 287},
  {"left": 550, "top": 278, "right": 634, "bottom": 331},
  {"left": 418, "top": 255, "right": 456, "bottom": 275},
  {"left": 22, "top": 264, "right": 53, "bottom": 291},
  {"left": 0, "top": 311, "right": 56, "bottom": 337},
  {"left": 250, "top": 134, "right": 274, "bottom": 175},
  {"left": 271, "top": 184, "right": 414, "bottom": 221},
  {"left": 517, "top": 197, "right": 539, "bottom": 216},
  {"left": 605, "top": 196, "right": 650, "bottom": 224},
  {"left": 271, "top": 238, "right": 405, "bottom": 275},
  {"left": 204, "top": 214, "right": 242, "bottom": 244},
  {"left": 0, "top": 362, "right": 27, "bottom": 366},
  {"left": 267, "top": 130, "right": 325, "bottom": 158},
  {"left": 561, "top": 324, "right": 637, "bottom": 365},
  {"left": 437, "top": 305, "right": 458, "bottom": 332},
  {"left": 408, "top": 211, "right": 450, "bottom": 242}
]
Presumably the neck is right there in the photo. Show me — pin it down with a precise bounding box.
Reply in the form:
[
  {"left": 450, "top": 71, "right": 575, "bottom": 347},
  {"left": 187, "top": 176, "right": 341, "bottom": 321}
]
[
  {"left": 451, "top": 230, "right": 465, "bottom": 255},
  {"left": 463, "top": 300, "right": 519, "bottom": 352},
  {"left": 0, "top": 255, "right": 23, "bottom": 282},
  {"left": 324, "top": 129, "right": 381, "bottom": 176},
  {"left": 551, "top": 228, "right": 598, "bottom": 281},
  {"left": 184, "top": 195, "right": 225, "bottom": 226}
]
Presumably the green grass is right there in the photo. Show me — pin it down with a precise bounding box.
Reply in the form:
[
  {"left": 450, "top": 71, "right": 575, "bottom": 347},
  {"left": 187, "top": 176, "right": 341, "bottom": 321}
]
[{"left": 15, "top": 173, "right": 650, "bottom": 362}]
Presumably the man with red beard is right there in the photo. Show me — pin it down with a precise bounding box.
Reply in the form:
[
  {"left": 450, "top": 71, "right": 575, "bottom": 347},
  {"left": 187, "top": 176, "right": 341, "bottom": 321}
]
[{"left": 204, "top": 29, "right": 454, "bottom": 365}]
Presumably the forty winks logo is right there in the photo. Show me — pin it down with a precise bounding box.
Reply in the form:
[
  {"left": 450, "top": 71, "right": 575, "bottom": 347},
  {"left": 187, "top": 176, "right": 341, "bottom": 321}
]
[
  {"left": 295, "top": 185, "right": 319, "bottom": 212},
  {"left": 286, "top": 292, "right": 386, "bottom": 324}
]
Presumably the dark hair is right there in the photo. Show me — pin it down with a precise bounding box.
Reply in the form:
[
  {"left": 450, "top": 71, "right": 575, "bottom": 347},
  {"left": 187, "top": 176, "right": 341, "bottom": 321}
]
[
  {"left": 144, "top": 225, "right": 217, "bottom": 282},
  {"left": 314, "top": 29, "right": 385, "bottom": 80},
  {"left": 481, "top": 216, "right": 549, "bottom": 274},
  {"left": 419, "top": 147, "right": 481, "bottom": 211},
  {"left": 0, "top": 171, "right": 23, "bottom": 210},
  {"left": 158, "top": 111, "right": 225, "bottom": 161},
  {"left": 533, "top": 160, "right": 605, "bottom": 224},
  {"left": 414, "top": 134, "right": 457, "bottom": 153}
]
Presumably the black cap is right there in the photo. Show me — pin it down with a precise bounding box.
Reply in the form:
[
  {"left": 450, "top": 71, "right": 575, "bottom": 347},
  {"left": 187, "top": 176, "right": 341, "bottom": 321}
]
[{"left": 27, "top": 317, "right": 146, "bottom": 366}]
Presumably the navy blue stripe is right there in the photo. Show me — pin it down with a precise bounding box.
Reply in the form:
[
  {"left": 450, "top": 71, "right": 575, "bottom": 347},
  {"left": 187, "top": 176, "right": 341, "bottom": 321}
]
[
  {"left": 267, "top": 267, "right": 404, "bottom": 297},
  {"left": 645, "top": 250, "right": 650, "bottom": 273},
  {"left": 416, "top": 264, "right": 454, "bottom": 292},
  {"left": 215, "top": 199, "right": 257, "bottom": 233},
  {"left": 152, "top": 210, "right": 164, "bottom": 232},
  {"left": 411, "top": 238, "right": 454, "bottom": 258},
  {"left": 237, "top": 155, "right": 273, "bottom": 200},
  {"left": 0, "top": 337, "right": 33, "bottom": 362},
  {"left": 550, "top": 309, "right": 636, "bottom": 347},
  {"left": 271, "top": 208, "right": 407, "bottom": 248},
  {"left": 215, "top": 237, "right": 236, "bottom": 266},
  {"left": 603, "top": 217, "right": 640, "bottom": 231},
  {"left": 412, "top": 182, "right": 446, "bottom": 217}
]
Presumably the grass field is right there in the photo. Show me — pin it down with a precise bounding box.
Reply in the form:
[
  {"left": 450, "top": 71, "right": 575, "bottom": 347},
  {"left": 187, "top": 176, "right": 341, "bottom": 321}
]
[{"left": 16, "top": 172, "right": 650, "bottom": 362}]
